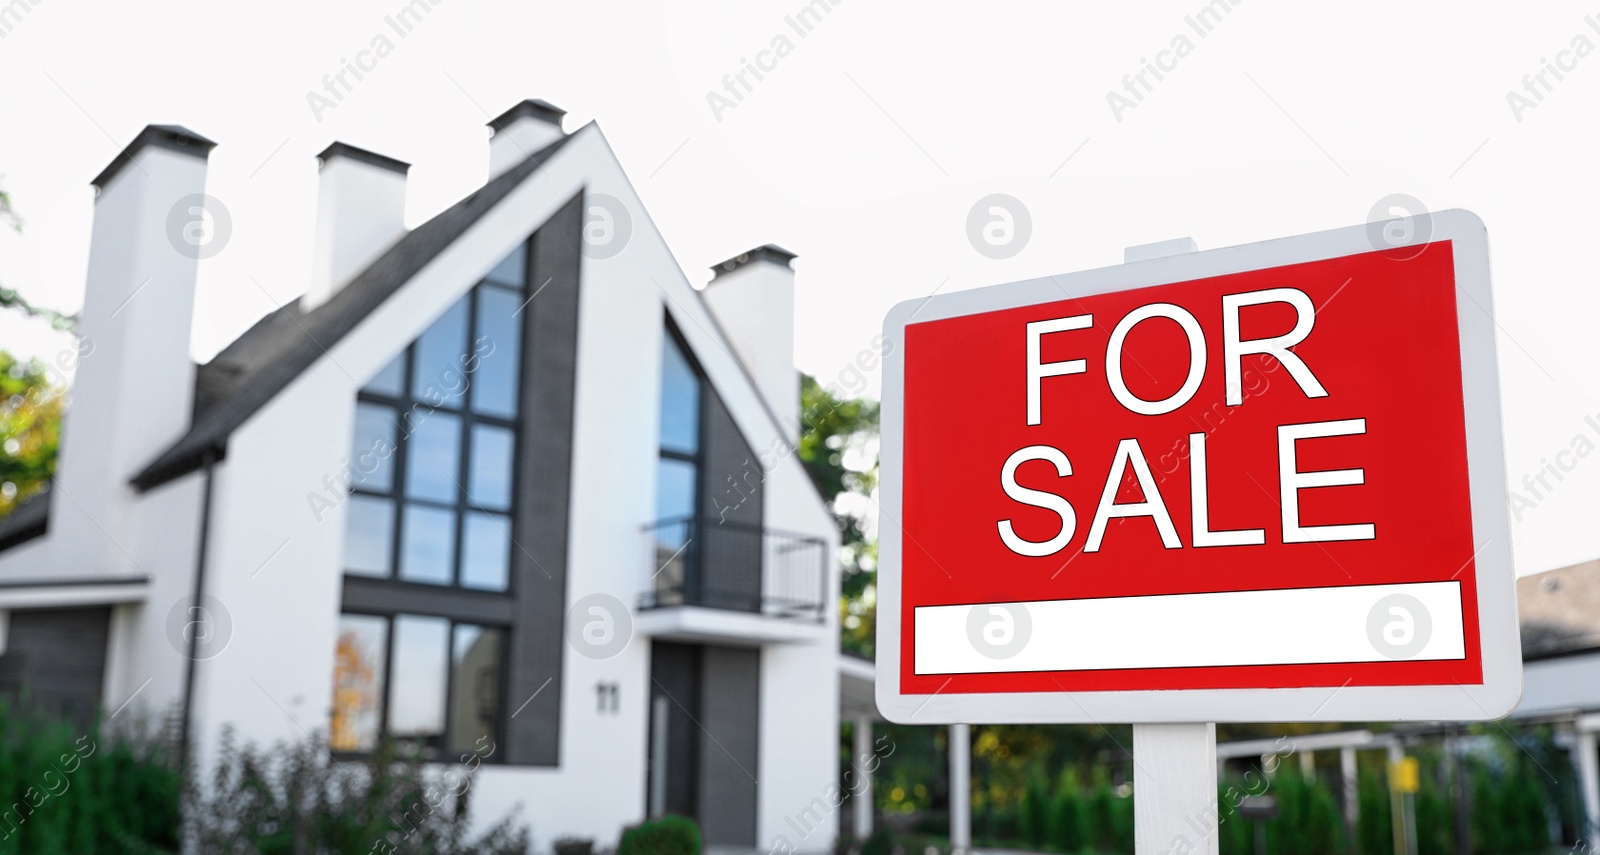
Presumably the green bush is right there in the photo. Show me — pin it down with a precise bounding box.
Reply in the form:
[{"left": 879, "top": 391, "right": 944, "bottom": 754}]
[
  {"left": 619, "top": 814, "right": 701, "bottom": 855},
  {"left": 188, "top": 729, "right": 531, "bottom": 854},
  {"left": 1047, "top": 770, "right": 1084, "bottom": 854},
  {"left": 1267, "top": 770, "right": 1341, "bottom": 855},
  {"left": 859, "top": 825, "right": 894, "bottom": 855},
  {"left": 1019, "top": 773, "right": 1050, "bottom": 849},
  {"left": 0, "top": 703, "right": 179, "bottom": 854},
  {"left": 1357, "top": 770, "right": 1394, "bottom": 855},
  {"left": 1081, "top": 774, "right": 1132, "bottom": 854}
]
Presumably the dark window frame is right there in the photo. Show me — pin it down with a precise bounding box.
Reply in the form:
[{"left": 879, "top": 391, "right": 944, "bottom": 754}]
[
  {"left": 657, "top": 318, "right": 710, "bottom": 597},
  {"left": 333, "top": 239, "right": 533, "bottom": 763},
  {"left": 346, "top": 267, "right": 527, "bottom": 594},
  {"left": 331, "top": 608, "right": 511, "bottom": 763}
]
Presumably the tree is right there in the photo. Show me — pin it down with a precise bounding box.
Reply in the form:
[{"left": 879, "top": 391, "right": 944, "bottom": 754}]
[
  {"left": 0, "top": 181, "right": 72, "bottom": 330},
  {"left": 0, "top": 351, "right": 62, "bottom": 518},
  {"left": 795, "top": 373, "right": 879, "bottom": 657}
]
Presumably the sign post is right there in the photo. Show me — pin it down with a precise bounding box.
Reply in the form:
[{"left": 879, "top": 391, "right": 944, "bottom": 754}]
[{"left": 876, "top": 211, "right": 1521, "bottom": 854}]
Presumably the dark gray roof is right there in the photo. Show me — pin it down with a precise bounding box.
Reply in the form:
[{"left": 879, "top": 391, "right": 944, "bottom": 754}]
[
  {"left": 316, "top": 142, "right": 410, "bottom": 174},
  {"left": 710, "top": 244, "right": 797, "bottom": 278},
  {"left": 91, "top": 125, "right": 216, "bottom": 189},
  {"left": 0, "top": 490, "right": 49, "bottom": 552},
  {"left": 131, "top": 129, "right": 578, "bottom": 491},
  {"left": 489, "top": 99, "right": 566, "bottom": 133}
]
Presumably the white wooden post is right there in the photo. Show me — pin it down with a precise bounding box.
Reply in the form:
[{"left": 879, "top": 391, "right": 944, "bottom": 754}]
[
  {"left": 1134, "top": 723, "right": 1219, "bottom": 855},
  {"left": 950, "top": 723, "right": 972, "bottom": 855},
  {"left": 1577, "top": 727, "right": 1600, "bottom": 838},
  {"left": 1124, "top": 237, "right": 1215, "bottom": 855}
]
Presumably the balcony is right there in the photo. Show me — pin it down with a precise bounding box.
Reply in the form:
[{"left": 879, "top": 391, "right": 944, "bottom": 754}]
[{"left": 636, "top": 516, "right": 829, "bottom": 644}]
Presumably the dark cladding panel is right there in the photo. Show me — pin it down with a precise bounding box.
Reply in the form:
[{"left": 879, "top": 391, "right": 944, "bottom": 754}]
[
  {"left": 504, "top": 192, "right": 585, "bottom": 766},
  {"left": 0, "top": 607, "right": 112, "bottom": 730},
  {"left": 697, "top": 389, "right": 764, "bottom": 611},
  {"left": 697, "top": 645, "right": 760, "bottom": 846}
]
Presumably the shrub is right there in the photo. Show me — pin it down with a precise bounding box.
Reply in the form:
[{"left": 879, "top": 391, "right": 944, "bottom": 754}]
[
  {"left": 187, "top": 729, "right": 532, "bottom": 854},
  {"left": 1047, "top": 770, "right": 1084, "bottom": 854},
  {"left": 860, "top": 825, "right": 894, "bottom": 855},
  {"left": 1019, "top": 773, "right": 1050, "bottom": 849},
  {"left": 0, "top": 702, "right": 179, "bottom": 854},
  {"left": 1357, "top": 770, "right": 1393, "bottom": 855},
  {"left": 554, "top": 837, "right": 596, "bottom": 855},
  {"left": 619, "top": 814, "right": 701, "bottom": 855},
  {"left": 1266, "top": 770, "right": 1341, "bottom": 855}
]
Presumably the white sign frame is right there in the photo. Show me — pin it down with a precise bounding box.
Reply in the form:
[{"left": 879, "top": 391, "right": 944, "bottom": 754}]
[{"left": 875, "top": 210, "right": 1521, "bottom": 724}]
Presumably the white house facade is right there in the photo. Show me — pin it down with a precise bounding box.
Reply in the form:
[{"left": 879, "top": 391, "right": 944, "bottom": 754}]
[{"left": 0, "top": 100, "right": 843, "bottom": 853}]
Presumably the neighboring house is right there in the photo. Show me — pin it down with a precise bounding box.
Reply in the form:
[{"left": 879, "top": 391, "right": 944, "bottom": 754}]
[
  {"left": 1512, "top": 558, "right": 1600, "bottom": 835},
  {"left": 0, "top": 100, "right": 843, "bottom": 852}
]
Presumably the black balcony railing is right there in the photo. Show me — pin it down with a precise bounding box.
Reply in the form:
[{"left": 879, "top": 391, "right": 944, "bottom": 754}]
[{"left": 641, "top": 516, "right": 828, "bottom": 621}]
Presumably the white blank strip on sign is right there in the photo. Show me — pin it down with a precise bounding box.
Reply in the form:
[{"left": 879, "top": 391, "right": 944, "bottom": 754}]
[{"left": 914, "top": 581, "right": 1466, "bottom": 675}]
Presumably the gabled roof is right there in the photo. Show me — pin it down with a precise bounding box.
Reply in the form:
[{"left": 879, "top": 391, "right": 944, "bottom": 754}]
[
  {"left": 131, "top": 131, "right": 577, "bottom": 491},
  {"left": 0, "top": 490, "right": 48, "bottom": 552},
  {"left": 1518, "top": 558, "right": 1600, "bottom": 659}
]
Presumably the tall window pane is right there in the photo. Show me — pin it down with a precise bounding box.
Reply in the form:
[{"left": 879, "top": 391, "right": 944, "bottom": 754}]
[
  {"left": 405, "top": 412, "right": 462, "bottom": 503},
  {"left": 400, "top": 506, "right": 455, "bottom": 585},
  {"left": 448, "top": 625, "right": 503, "bottom": 754},
  {"left": 468, "top": 425, "right": 515, "bottom": 510},
  {"left": 388, "top": 615, "right": 450, "bottom": 741},
  {"left": 460, "top": 513, "right": 510, "bottom": 592},
  {"left": 473, "top": 288, "right": 522, "bottom": 419},
  {"left": 412, "top": 296, "right": 470, "bottom": 407},
  {"left": 659, "top": 335, "right": 700, "bottom": 455},
  {"left": 331, "top": 615, "right": 388, "bottom": 752},
  {"left": 350, "top": 403, "right": 398, "bottom": 493},
  {"left": 366, "top": 353, "right": 406, "bottom": 398},
  {"left": 484, "top": 244, "right": 526, "bottom": 288},
  {"left": 343, "top": 496, "right": 393, "bottom": 577}
]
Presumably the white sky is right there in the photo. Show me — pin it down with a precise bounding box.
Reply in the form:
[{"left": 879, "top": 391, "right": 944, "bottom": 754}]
[{"left": 1, "top": 0, "right": 1597, "bottom": 576}]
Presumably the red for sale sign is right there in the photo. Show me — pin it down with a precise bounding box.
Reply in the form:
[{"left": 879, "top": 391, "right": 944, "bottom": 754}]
[{"left": 875, "top": 211, "right": 1520, "bottom": 724}]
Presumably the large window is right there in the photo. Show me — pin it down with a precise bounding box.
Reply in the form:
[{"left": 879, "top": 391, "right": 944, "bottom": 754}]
[
  {"left": 341, "top": 244, "right": 526, "bottom": 592},
  {"left": 333, "top": 242, "right": 528, "bottom": 756},
  {"left": 330, "top": 612, "right": 505, "bottom": 755},
  {"left": 653, "top": 327, "right": 704, "bottom": 603}
]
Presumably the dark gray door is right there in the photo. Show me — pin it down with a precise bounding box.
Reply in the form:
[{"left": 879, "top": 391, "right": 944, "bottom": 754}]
[{"left": 647, "top": 642, "right": 760, "bottom": 846}]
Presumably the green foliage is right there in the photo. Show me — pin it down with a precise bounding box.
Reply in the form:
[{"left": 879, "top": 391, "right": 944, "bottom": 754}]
[
  {"left": 796, "top": 374, "right": 879, "bottom": 658},
  {"left": 0, "top": 703, "right": 179, "bottom": 854},
  {"left": 1266, "top": 770, "right": 1341, "bottom": 855},
  {"left": 1357, "top": 769, "right": 1394, "bottom": 855},
  {"left": 1216, "top": 783, "right": 1253, "bottom": 855},
  {"left": 1411, "top": 757, "right": 1456, "bottom": 855},
  {"left": 0, "top": 352, "right": 62, "bottom": 518},
  {"left": 188, "top": 730, "right": 530, "bottom": 854},
  {"left": 1081, "top": 774, "right": 1131, "bottom": 854},
  {"left": 1011, "top": 771, "right": 1046, "bottom": 848},
  {"left": 858, "top": 826, "right": 894, "bottom": 855},
  {"left": 1047, "top": 770, "right": 1085, "bottom": 854},
  {"left": 1465, "top": 746, "right": 1550, "bottom": 855},
  {"left": 619, "top": 814, "right": 700, "bottom": 855}
]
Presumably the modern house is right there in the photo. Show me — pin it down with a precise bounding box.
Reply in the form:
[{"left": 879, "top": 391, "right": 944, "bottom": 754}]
[{"left": 0, "top": 100, "right": 843, "bottom": 852}]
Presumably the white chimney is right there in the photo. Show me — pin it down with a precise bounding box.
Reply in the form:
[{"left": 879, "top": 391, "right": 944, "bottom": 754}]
[
  {"left": 701, "top": 246, "right": 801, "bottom": 440},
  {"left": 304, "top": 142, "right": 409, "bottom": 310},
  {"left": 487, "top": 99, "right": 566, "bottom": 178},
  {"left": 54, "top": 125, "right": 214, "bottom": 569}
]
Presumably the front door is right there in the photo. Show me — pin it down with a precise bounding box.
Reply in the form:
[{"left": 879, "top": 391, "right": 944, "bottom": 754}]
[{"left": 646, "top": 642, "right": 760, "bottom": 847}]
